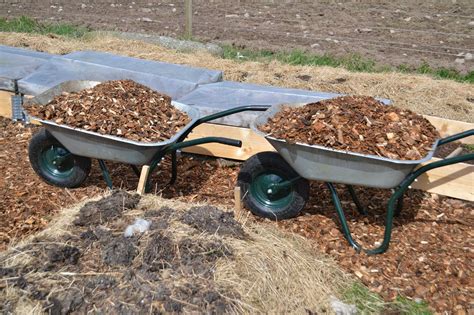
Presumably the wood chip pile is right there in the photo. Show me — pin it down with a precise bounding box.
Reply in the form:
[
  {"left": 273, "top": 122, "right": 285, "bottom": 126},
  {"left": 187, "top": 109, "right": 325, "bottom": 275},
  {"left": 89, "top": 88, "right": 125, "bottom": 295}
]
[
  {"left": 259, "top": 96, "right": 440, "bottom": 160},
  {"left": 1, "top": 117, "right": 472, "bottom": 312},
  {"left": 26, "top": 80, "right": 191, "bottom": 142}
]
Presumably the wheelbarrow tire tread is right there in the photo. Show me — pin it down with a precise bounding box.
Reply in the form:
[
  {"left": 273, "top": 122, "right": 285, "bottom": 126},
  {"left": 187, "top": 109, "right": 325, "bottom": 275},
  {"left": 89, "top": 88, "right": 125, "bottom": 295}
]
[
  {"left": 29, "top": 128, "right": 91, "bottom": 188},
  {"left": 238, "top": 151, "right": 309, "bottom": 220}
]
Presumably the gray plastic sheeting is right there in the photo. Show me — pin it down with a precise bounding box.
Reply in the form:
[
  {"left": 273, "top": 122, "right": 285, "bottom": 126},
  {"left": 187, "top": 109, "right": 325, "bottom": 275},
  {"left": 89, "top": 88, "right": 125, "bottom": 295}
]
[
  {"left": 177, "top": 81, "right": 344, "bottom": 126},
  {"left": 0, "top": 45, "right": 54, "bottom": 91},
  {"left": 18, "top": 50, "right": 223, "bottom": 97}
]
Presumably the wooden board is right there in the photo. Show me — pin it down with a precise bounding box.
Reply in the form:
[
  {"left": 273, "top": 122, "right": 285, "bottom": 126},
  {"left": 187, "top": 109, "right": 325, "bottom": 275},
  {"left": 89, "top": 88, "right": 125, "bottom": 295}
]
[
  {"left": 0, "top": 91, "right": 13, "bottom": 119},
  {"left": 412, "top": 158, "right": 473, "bottom": 201},
  {"left": 424, "top": 115, "right": 474, "bottom": 145},
  {"left": 182, "top": 123, "right": 274, "bottom": 160}
]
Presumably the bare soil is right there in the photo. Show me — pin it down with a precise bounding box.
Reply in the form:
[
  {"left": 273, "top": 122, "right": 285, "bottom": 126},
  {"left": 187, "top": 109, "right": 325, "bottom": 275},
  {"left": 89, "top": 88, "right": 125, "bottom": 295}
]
[{"left": 3, "top": 0, "right": 473, "bottom": 72}]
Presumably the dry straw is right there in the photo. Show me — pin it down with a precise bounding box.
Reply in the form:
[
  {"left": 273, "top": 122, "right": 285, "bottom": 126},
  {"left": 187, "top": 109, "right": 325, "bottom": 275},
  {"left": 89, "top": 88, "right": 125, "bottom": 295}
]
[
  {"left": 0, "top": 32, "right": 472, "bottom": 123},
  {"left": 1, "top": 194, "right": 351, "bottom": 314}
]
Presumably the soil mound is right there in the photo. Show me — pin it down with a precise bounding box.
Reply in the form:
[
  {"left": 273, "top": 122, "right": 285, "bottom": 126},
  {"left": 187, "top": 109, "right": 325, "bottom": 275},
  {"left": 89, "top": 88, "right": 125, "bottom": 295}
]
[
  {"left": 0, "top": 195, "right": 243, "bottom": 314},
  {"left": 27, "top": 80, "right": 191, "bottom": 142},
  {"left": 181, "top": 205, "right": 247, "bottom": 239},
  {"left": 73, "top": 190, "right": 140, "bottom": 226},
  {"left": 259, "top": 96, "right": 439, "bottom": 160}
]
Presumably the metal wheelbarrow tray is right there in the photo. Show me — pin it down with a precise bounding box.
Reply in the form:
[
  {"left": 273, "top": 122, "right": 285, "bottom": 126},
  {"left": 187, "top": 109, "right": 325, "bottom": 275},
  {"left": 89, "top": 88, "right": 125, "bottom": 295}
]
[
  {"left": 251, "top": 103, "right": 439, "bottom": 189},
  {"left": 24, "top": 80, "right": 269, "bottom": 191},
  {"left": 24, "top": 80, "right": 200, "bottom": 165},
  {"left": 238, "top": 102, "right": 474, "bottom": 255}
]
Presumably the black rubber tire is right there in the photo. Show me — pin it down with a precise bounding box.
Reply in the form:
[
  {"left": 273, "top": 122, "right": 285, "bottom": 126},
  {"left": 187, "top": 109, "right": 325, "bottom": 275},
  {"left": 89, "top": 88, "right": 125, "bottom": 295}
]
[
  {"left": 28, "top": 128, "right": 92, "bottom": 188},
  {"left": 237, "top": 151, "right": 310, "bottom": 220}
]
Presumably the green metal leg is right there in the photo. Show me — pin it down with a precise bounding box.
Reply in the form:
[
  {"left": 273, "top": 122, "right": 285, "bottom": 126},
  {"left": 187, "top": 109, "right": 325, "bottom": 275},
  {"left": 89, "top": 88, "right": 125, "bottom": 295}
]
[
  {"left": 327, "top": 182, "right": 396, "bottom": 255},
  {"left": 395, "top": 194, "right": 404, "bottom": 217},
  {"left": 326, "top": 183, "right": 362, "bottom": 252},
  {"left": 98, "top": 160, "right": 113, "bottom": 189},
  {"left": 327, "top": 152, "right": 474, "bottom": 255},
  {"left": 346, "top": 185, "right": 367, "bottom": 215}
]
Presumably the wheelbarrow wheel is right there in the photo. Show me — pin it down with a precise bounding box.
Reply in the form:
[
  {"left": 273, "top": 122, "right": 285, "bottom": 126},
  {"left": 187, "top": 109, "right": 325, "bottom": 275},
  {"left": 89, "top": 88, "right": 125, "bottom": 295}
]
[
  {"left": 238, "top": 152, "right": 309, "bottom": 220},
  {"left": 28, "top": 128, "right": 91, "bottom": 188}
]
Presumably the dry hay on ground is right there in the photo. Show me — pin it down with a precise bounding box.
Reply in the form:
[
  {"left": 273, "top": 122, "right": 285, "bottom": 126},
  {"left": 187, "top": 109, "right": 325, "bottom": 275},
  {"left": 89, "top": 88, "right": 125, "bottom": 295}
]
[
  {"left": 0, "top": 32, "right": 472, "bottom": 123},
  {"left": 0, "top": 192, "right": 350, "bottom": 314}
]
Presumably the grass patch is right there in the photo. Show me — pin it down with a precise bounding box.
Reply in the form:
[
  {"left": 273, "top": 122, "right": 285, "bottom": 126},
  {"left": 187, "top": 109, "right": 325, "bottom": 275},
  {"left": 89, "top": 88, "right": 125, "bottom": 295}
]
[
  {"left": 0, "top": 16, "right": 89, "bottom": 38},
  {"left": 342, "top": 282, "right": 385, "bottom": 314},
  {"left": 222, "top": 45, "right": 473, "bottom": 83},
  {"left": 342, "top": 282, "right": 432, "bottom": 314}
]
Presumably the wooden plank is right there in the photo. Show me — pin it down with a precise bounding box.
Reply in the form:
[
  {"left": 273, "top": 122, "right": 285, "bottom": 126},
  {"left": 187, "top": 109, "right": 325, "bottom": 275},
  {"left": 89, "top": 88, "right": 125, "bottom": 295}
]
[
  {"left": 0, "top": 91, "right": 13, "bottom": 119},
  {"left": 182, "top": 123, "right": 275, "bottom": 160},
  {"left": 136, "top": 165, "right": 151, "bottom": 195},
  {"left": 412, "top": 158, "right": 473, "bottom": 201},
  {"left": 424, "top": 115, "right": 474, "bottom": 145}
]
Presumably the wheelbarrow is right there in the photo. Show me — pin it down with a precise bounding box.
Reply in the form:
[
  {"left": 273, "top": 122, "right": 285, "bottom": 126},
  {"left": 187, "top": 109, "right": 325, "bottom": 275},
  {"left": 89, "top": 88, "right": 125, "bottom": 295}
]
[
  {"left": 24, "top": 80, "right": 268, "bottom": 190},
  {"left": 237, "top": 103, "right": 474, "bottom": 254}
]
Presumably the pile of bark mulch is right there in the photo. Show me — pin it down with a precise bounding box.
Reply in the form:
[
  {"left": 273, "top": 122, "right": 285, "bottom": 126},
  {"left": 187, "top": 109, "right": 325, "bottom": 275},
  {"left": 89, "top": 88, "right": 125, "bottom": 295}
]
[
  {"left": 2, "top": 118, "right": 472, "bottom": 312},
  {"left": 26, "top": 80, "right": 190, "bottom": 142},
  {"left": 0, "top": 192, "right": 244, "bottom": 314},
  {"left": 0, "top": 117, "right": 102, "bottom": 251},
  {"left": 259, "top": 96, "right": 440, "bottom": 160}
]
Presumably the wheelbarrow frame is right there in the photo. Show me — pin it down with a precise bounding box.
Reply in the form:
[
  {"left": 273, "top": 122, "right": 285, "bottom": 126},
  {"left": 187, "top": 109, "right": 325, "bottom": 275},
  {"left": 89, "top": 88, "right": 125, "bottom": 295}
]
[
  {"left": 27, "top": 105, "right": 270, "bottom": 191},
  {"left": 242, "top": 102, "right": 474, "bottom": 254}
]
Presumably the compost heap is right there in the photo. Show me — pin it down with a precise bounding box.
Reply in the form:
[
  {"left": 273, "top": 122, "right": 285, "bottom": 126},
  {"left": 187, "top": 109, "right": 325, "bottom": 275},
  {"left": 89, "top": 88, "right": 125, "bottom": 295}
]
[
  {"left": 27, "top": 80, "right": 191, "bottom": 142},
  {"left": 259, "top": 96, "right": 439, "bottom": 160}
]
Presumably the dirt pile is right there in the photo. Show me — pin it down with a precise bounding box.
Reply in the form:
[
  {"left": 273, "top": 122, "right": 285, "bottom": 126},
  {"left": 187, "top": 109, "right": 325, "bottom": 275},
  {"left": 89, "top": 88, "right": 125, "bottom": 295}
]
[
  {"left": 0, "top": 192, "right": 245, "bottom": 314},
  {"left": 26, "top": 80, "right": 191, "bottom": 142},
  {"left": 259, "top": 96, "right": 440, "bottom": 160}
]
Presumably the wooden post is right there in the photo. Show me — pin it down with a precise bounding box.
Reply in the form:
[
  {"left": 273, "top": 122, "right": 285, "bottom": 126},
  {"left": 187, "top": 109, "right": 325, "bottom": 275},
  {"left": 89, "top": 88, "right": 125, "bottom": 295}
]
[
  {"left": 234, "top": 186, "right": 243, "bottom": 218},
  {"left": 184, "top": 0, "right": 193, "bottom": 39},
  {"left": 137, "top": 165, "right": 151, "bottom": 195}
]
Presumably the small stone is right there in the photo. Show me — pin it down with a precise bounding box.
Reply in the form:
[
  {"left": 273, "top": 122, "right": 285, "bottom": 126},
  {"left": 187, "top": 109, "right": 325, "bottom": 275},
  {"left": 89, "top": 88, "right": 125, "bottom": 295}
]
[
  {"left": 404, "top": 17, "right": 412, "bottom": 22},
  {"left": 311, "top": 43, "right": 320, "bottom": 48},
  {"left": 141, "top": 8, "right": 151, "bottom": 13},
  {"left": 359, "top": 28, "right": 372, "bottom": 33},
  {"left": 464, "top": 53, "right": 473, "bottom": 60},
  {"left": 172, "top": 7, "right": 176, "bottom": 12},
  {"left": 225, "top": 14, "right": 238, "bottom": 18},
  {"left": 468, "top": 21, "right": 474, "bottom": 26},
  {"left": 80, "top": 3, "right": 86, "bottom": 9},
  {"left": 455, "top": 58, "right": 465, "bottom": 64},
  {"left": 390, "top": 29, "right": 396, "bottom": 34},
  {"left": 110, "top": 3, "right": 115, "bottom": 7},
  {"left": 244, "top": 12, "right": 250, "bottom": 18},
  {"left": 328, "top": 31, "right": 334, "bottom": 35}
]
